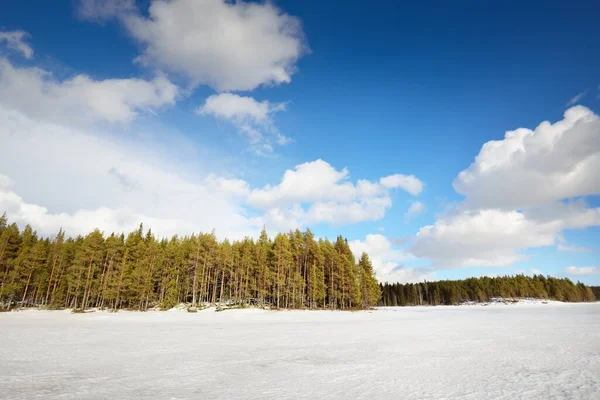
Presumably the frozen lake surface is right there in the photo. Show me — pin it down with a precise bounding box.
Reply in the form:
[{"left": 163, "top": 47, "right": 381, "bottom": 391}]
[{"left": 1, "top": 303, "right": 599, "bottom": 399}]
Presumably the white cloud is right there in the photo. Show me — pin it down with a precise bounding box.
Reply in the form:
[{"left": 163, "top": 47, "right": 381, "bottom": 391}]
[
  {"left": 349, "top": 234, "right": 431, "bottom": 283},
  {"left": 0, "top": 58, "right": 178, "bottom": 124},
  {"left": 246, "top": 160, "right": 422, "bottom": 227},
  {"left": 198, "top": 93, "right": 285, "bottom": 125},
  {"left": 77, "top": 0, "right": 136, "bottom": 22},
  {"left": 564, "top": 266, "right": 600, "bottom": 276},
  {"left": 0, "top": 106, "right": 255, "bottom": 239},
  {"left": 305, "top": 197, "right": 391, "bottom": 225},
  {"left": 0, "top": 181, "right": 182, "bottom": 239},
  {"left": 197, "top": 93, "right": 288, "bottom": 152},
  {"left": 557, "top": 243, "right": 595, "bottom": 253},
  {"left": 0, "top": 104, "right": 421, "bottom": 237},
  {"left": 411, "top": 209, "right": 560, "bottom": 268},
  {"left": 252, "top": 197, "right": 393, "bottom": 231},
  {"left": 566, "top": 90, "right": 588, "bottom": 107},
  {"left": 410, "top": 106, "right": 600, "bottom": 269},
  {"left": 205, "top": 175, "right": 250, "bottom": 198},
  {"left": 524, "top": 199, "right": 600, "bottom": 229},
  {"left": 257, "top": 204, "right": 305, "bottom": 232},
  {"left": 411, "top": 202, "right": 600, "bottom": 268},
  {"left": 79, "top": 0, "right": 307, "bottom": 92},
  {"left": 250, "top": 160, "right": 418, "bottom": 209},
  {"left": 250, "top": 160, "right": 363, "bottom": 208},
  {"left": 75, "top": 0, "right": 305, "bottom": 154},
  {"left": 454, "top": 106, "right": 600, "bottom": 210},
  {"left": 405, "top": 201, "right": 426, "bottom": 221},
  {"left": 0, "top": 30, "right": 33, "bottom": 59},
  {"left": 380, "top": 174, "right": 423, "bottom": 195},
  {"left": 0, "top": 7, "right": 413, "bottom": 240}
]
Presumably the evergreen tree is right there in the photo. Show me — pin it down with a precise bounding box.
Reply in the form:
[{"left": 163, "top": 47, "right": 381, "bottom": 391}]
[
  {"left": 1, "top": 213, "right": 594, "bottom": 312},
  {"left": 358, "top": 252, "right": 380, "bottom": 308},
  {"left": 272, "top": 233, "right": 292, "bottom": 309},
  {"left": 378, "top": 274, "right": 597, "bottom": 306}
]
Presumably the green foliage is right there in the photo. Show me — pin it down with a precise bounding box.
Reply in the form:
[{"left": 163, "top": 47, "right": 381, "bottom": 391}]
[
  {"left": 0, "top": 216, "right": 378, "bottom": 311},
  {"left": 358, "top": 252, "right": 381, "bottom": 308},
  {"left": 589, "top": 286, "right": 600, "bottom": 301},
  {"left": 379, "top": 274, "right": 597, "bottom": 306}
]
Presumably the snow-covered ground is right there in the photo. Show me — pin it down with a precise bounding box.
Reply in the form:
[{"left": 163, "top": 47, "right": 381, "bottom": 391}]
[{"left": 1, "top": 303, "right": 599, "bottom": 399}]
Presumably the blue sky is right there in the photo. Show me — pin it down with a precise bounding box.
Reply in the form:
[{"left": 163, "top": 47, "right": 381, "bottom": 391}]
[{"left": 0, "top": 0, "right": 599, "bottom": 284}]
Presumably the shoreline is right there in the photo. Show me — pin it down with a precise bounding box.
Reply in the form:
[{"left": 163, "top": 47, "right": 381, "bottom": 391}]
[{"left": 3, "top": 298, "right": 598, "bottom": 315}]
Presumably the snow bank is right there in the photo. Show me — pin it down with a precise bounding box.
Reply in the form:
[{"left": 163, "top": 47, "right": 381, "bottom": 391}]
[{"left": 1, "top": 303, "right": 599, "bottom": 399}]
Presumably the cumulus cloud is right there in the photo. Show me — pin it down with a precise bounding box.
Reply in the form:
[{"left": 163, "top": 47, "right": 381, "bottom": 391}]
[
  {"left": 410, "top": 106, "right": 600, "bottom": 268},
  {"left": 380, "top": 174, "right": 423, "bottom": 195},
  {"left": 246, "top": 160, "right": 422, "bottom": 228},
  {"left": 253, "top": 197, "right": 393, "bottom": 231},
  {"left": 454, "top": 106, "right": 599, "bottom": 210},
  {"left": 75, "top": 0, "right": 306, "bottom": 153},
  {"left": 349, "top": 234, "right": 431, "bottom": 283},
  {"left": 197, "top": 93, "right": 288, "bottom": 153},
  {"left": 404, "top": 201, "right": 426, "bottom": 221},
  {"left": 411, "top": 202, "right": 600, "bottom": 268},
  {"left": 0, "top": 30, "right": 33, "bottom": 59},
  {"left": 305, "top": 197, "right": 392, "bottom": 225},
  {"left": 411, "top": 209, "right": 559, "bottom": 268},
  {"left": 0, "top": 58, "right": 178, "bottom": 124},
  {"left": 78, "top": 0, "right": 307, "bottom": 92},
  {"left": 251, "top": 160, "right": 373, "bottom": 208},
  {"left": 198, "top": 93, "right": 285, "bottom": 125},
  {"left": 564, "top": 266, "right": 600, "bottom": 276}
]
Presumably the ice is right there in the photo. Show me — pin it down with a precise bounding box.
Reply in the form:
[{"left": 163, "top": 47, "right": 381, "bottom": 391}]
[{"left": 1, "top": 303, "right": 599, "bottom": 399}]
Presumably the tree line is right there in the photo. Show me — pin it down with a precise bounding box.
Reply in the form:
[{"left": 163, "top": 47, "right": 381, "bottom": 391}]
[
  {"left": 0, "top": 213, "right": 381, "bottom": 311},
  {"left": 591, "top": 286, "right": 600, "bottom": 301},
  {"left": 379, "top": 275, "right": 597, "bottom": 306}
]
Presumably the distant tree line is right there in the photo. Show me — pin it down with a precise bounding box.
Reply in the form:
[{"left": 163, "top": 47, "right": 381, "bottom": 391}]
[
  {"left": 379, "top": 275, "right": 597, "bottom": 306},
  {"left": 591, "top": 286, "right": 600, "bottom": 301},
  {"left": 0, "top": 213, "right": 381, "bottom": 311}
]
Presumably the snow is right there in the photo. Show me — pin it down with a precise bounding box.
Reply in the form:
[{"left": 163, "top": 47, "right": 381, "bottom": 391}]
[{"left": 1, "top": 303, "right": 599, "bottom": 399}]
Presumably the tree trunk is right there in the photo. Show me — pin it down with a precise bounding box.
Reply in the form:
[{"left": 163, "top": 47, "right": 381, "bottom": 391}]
[
  {"left": 192, "top": 243, "right": 201, "bottom": 306},
  {"left": 45, "top": 254, "right": 59, "bottom": 305},
  {"left": 50, "top": 259, "right": 64, "bottom": 306},
  {"left": 219, "top": 267, "right": 225, "bottom": 305},
  {"left": 21, "top": 271, "right": 33, "bottom": 304},
  {"left": 82, "top": 255, "right": 95, "bottom": 310},
  {"left": 114, "top": 250, "right": 128, "bottom": 310}
]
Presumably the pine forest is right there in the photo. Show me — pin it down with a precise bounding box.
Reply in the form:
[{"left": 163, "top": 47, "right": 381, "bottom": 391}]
[
  {"left": 379, "top": 275, "right": 598, "bottom": 306},
  {"left": 1, "top": 213, "right": 597, "bottom": 312},
  {"left": 0, "top": 214, "right": 381, "bottom": 311}
]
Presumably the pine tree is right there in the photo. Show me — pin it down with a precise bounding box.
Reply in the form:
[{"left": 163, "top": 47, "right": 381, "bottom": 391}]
[
  {"left": 159, "top": 236, "right": 180, "bottom": 309},
  {"left": 255, "top": 227, "right": 272, "bottom": 306},
  {"left": 305, "top": 230, "right": 325, "bottom": 308},
  {"left": 378, "top": 274, "right": 596, "bottom": 306},
  {"left": 272, "top": 233, "right": 292, "bottom": 309},
  {"left": 4, "top": 213, "right": 594, "bottom": 312},
  {"left": 358, "top": 252, "right": 380, "bottom": 308},
  {"left": 0, "top": 223, "right": 21, "bottom": 308}
]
